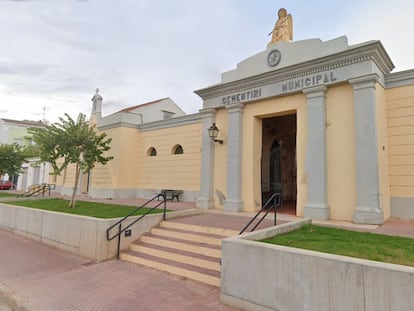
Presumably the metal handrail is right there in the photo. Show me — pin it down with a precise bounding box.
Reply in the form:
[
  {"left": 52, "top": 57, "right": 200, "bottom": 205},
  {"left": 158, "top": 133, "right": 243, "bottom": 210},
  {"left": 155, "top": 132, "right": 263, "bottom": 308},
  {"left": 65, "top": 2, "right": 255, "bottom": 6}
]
[
  {"left": 239, "top": 192, "right": 281, "bottom": 234},
  {"left": 19, "top": 183, "right": 55, "bottom": 197},
  {"left": 106, "top": 193, "right": 169, "bottom": 259}
]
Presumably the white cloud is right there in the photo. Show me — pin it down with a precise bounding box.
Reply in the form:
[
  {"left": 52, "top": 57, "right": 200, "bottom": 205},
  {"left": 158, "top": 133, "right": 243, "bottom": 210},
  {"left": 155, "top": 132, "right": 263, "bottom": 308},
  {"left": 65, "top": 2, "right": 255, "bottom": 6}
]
[{"left": 0, "top": 0, "right": 413, "bottom": 123}]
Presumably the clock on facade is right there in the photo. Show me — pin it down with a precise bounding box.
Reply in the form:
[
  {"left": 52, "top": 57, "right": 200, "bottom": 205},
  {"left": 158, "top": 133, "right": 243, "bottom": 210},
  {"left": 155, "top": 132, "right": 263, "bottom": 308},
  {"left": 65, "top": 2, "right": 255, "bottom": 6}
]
[{"left": 267, "top": 49, "right": 282, "bottom": 67}]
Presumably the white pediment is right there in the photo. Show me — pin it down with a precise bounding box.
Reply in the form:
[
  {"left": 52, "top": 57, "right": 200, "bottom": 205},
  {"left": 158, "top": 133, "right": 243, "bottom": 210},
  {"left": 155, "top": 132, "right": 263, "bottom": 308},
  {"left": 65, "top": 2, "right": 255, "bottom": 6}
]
[{"left": 221, "top": 36, "right": 376, "bottom": 84}]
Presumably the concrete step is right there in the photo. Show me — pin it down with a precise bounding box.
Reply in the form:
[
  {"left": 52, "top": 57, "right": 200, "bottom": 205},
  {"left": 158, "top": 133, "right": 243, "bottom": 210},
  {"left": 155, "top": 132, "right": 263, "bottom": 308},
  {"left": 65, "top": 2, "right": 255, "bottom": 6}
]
[
  {"left": 160, "top": 221, "right": 239, "bottom": 237},
  {"left": 121, "top": 250, "right": 220, "bottom": 287},
  {"left": 150, "top": 227, "right": 223, "bottom": 246},
  {"left": 130, "top": 242, "right": 221, "bottom": 271},
  {"left": 120, "top": 219, "right": 234, "bottom": 287},
  {"left": 140, "top": 235, "right": 221, "bottom": 258}
]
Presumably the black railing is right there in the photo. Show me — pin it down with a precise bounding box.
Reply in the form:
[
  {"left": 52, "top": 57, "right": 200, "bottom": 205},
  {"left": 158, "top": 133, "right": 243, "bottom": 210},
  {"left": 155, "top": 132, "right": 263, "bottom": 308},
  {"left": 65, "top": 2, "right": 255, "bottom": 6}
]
[
  {"left": 19, "top": 183, "right": 56, "bottom": 197},
  {"left": 239, "top": 192, "right": 281, "bottom": 234},
  {"left": 106, "top": 193, "right": 168, "bottom": 259}
]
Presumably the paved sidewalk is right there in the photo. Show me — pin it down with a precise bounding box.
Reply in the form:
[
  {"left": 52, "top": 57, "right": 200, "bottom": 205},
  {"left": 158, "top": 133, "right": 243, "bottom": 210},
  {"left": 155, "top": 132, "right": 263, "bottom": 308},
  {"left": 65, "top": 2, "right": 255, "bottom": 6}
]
[{"left": 0, "top": 230, "right": 239, "bottom": 311}]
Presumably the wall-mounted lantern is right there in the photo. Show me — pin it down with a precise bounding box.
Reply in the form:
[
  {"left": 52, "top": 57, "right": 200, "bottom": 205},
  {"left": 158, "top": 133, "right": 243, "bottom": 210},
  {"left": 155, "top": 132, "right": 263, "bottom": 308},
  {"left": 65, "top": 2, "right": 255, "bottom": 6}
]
[{"left": 208, "top": 123, "right": 223, "bottom": 144}]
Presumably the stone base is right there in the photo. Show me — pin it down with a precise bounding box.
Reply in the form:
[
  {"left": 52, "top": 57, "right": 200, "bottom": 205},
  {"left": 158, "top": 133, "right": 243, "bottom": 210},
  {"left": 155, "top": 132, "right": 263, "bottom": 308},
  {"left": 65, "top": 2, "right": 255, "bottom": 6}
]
[
  {"left": 391, "top": 197, "right": 414, "bottom": 219},
  {"left": 353, "top": 206, "right": 384, "bottom": 224},
  {"left": 221, "top": 293, "right": 275, "bottom": 311},
  {"left": 304, "top": 203, "right": 330, "bottom": 220},
  {"left": 224, "top": 200, "right": 244, "bottom": 212},
  {"left": 89, "top": 188, "right": 135, "bottom": 199},
  {"left": 196, "top": 197, "right": 215, "bottom": 209},
  {"left": 60, "top": 186, "right": 82, "bottom": 197}
]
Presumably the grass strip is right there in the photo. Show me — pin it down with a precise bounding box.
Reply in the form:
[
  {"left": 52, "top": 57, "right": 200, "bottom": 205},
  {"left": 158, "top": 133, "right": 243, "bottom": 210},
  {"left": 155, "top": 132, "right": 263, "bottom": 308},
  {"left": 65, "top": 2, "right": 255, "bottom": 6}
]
[
  {"left": 0, "top": 192, "right": 16, "bottom": 198},
  {"left": 262, "top": 224, "right": 414, "bottom": 267},
  {"left": 5, "top": 198, "right": 167, "bottom": 219}
]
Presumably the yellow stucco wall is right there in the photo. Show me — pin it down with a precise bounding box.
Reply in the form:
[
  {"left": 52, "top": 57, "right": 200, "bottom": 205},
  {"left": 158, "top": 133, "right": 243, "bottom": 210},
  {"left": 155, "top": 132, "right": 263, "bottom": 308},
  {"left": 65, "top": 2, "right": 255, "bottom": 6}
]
[
  {"left": 326, "top": 84, "right": 357, "bottom": 221},
  {"left": 58, "top": 121, "right": 201, "bottom": 194},
  {"left": 90, "top": 127, "right": 140, "bottom": 191},
  {"left": 48, "top": 159, "right": 65, "bottom": 187},
  {"left": 61, "top": 163, "right": 77, "bottom": 189},
  {"left": 136, "top": 123, "right": 202, "bottom": 191},
  {"left": 296, "top": 95, "right": 307, "bottom": 217},
  {"left": 110, "top": 127, "right": 140, "bottom": 188},
  {"left": 90, "top": 161, "right": 114, "bottom": 190},
  {"left": 385, "top": 84, "right": 414, "bottom": 198}
]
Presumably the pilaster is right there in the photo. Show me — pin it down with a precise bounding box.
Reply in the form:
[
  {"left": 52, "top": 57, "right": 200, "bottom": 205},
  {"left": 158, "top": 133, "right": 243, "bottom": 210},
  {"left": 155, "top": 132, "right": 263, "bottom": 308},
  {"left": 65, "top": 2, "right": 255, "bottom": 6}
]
[
  {"left": 303, "top": 86, "right": 329, "bottom": 220},
  {"left": 224, "top": 102, "right": 244, "bottom": 212},
  {"left": 196, "top": 108, "right": 217, "bottom": 209},
  {"left": 349, "top": 74, "right": 384, "bottom": 224}
]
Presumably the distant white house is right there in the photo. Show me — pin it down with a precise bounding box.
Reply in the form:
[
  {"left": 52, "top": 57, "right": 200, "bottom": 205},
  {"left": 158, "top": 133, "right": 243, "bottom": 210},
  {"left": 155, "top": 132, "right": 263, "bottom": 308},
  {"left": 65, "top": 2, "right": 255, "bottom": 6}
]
[
  {"left": 16, "top": 157, "right": 50, "bottom": 191},
  {"left": 0, "top": 118, "right": 48, "bottom": 188},
  {"left": 92, "top": 96, "right": 187, "bottom": 129},
  {"left": 0, "top": 118, "right": 46, "bottom": 146}
]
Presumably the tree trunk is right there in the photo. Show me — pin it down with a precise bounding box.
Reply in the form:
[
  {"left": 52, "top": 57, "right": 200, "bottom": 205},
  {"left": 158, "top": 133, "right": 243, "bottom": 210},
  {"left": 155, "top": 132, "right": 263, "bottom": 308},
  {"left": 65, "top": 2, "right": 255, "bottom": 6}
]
[{"left": 69, "top": 163, "right": 80, "bottom": 208}]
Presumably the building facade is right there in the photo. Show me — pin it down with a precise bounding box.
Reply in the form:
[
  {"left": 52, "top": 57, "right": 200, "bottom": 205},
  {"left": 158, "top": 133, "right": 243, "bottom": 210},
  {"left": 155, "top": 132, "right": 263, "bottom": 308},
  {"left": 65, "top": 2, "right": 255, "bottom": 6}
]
[
  {"left": 53, "top": 34, "right": 414, "bottom": 225},
  {"left": 0, "top": 118, "right": 48, "bottom": 189},
  {"left": 0, "top": 118, "right": 46, "bottom": 147}
]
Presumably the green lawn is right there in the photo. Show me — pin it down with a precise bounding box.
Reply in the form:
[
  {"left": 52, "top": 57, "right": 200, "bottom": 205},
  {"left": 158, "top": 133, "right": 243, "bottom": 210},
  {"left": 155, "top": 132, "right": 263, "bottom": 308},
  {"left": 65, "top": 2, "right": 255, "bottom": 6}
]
[
  {"left": 0, "top": 192, "right": 16, "bottom": 198},
  {"left": 262, "top": 224, "right": 414, "bottom": 267},
  {"left": 5, "top": 198, "right": 167, "bottom": 219}
]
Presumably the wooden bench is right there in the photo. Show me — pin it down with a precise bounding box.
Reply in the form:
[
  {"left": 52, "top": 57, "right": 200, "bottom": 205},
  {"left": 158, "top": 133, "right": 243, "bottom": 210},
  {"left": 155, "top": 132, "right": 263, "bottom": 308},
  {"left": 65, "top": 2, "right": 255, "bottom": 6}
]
[{"left": 160, "top": 189, "right": 183, "bottom": 201}]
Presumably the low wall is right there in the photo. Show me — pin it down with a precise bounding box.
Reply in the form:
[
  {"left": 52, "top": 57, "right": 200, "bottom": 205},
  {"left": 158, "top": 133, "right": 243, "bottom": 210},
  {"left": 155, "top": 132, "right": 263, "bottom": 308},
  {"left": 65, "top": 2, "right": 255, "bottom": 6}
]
[
  {"left": 0, "top": 202, "right": 201, "bottom": 262},
  {"left": 221, "top": 220, "right": 414, "bottom": 311}
]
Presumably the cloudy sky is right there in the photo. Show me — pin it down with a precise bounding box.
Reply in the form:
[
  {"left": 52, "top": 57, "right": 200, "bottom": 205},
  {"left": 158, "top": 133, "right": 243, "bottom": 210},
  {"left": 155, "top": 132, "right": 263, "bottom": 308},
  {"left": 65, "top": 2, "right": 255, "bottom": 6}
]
[{"left": 0, "top": 0, "right": 413, "bottom": 123}]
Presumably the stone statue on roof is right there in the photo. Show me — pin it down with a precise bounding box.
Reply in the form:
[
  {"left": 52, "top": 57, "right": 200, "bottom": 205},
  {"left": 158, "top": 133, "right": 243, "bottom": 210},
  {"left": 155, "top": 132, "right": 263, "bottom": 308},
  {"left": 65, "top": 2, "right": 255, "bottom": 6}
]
[
  {"left": 91, "top": 88, "right": 103, "bottom": 116},
  {"left": 269, "top": 8, "right": 293, "bottom": 44}
]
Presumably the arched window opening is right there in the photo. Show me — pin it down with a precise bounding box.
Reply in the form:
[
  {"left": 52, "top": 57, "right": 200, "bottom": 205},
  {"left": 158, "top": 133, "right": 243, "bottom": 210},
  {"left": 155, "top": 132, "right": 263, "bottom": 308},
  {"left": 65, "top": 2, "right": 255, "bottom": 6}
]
[
  {"left": 172, "top": 144, "right": 184, "bottom": 155},
  {"left": 147, "top": 147, "right": 157, "bottom": 156}
]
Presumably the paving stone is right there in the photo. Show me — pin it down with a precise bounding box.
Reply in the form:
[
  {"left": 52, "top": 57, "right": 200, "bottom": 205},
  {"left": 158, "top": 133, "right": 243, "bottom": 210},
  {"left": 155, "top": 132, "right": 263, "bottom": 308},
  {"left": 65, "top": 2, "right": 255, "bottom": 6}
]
[{"left": 0, "top": 229, "right": 239, "bottom": 311}]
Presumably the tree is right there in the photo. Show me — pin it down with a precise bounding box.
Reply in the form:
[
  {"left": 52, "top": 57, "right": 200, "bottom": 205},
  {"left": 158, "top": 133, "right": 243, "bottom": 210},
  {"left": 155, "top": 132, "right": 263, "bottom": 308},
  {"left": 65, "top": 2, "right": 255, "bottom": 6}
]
[
  {"left": 0, "top": 143, "right": 27, "bottom": 179},
  {"left": 22, "top": 144, "right": 41, "bottom": 158},
  {"left": 30, "top": 113, "right": 113, "bottom": 207}
]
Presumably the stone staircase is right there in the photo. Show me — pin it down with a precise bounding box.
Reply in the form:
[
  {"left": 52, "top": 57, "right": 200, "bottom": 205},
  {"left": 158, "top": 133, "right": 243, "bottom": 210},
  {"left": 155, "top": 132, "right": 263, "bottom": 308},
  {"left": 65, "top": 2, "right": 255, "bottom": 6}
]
[{"left": 120, "top": 219, "right": 239, "bottom": 287}]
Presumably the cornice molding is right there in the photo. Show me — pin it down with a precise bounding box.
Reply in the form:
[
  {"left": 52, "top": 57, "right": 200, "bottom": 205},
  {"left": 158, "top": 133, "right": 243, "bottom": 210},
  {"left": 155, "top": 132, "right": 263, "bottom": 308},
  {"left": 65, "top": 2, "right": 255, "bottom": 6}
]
[
  {"left": 98, "top": 122, "right": 139, "bottom": 131},
  {"left": 98, "top": 113, "right": 201, "bottom": 132},
  {"left": 385, "top": 69, "right": 414, "bottom": 89}
]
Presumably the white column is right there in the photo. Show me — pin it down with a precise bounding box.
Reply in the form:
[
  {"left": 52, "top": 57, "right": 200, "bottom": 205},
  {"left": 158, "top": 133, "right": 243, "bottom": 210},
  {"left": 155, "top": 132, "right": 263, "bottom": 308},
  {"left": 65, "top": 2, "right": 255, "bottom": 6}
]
[
  {"left": 224, "top": 102, "right": 244, "bottom": 212},
  {"left": 349, "top": 74, "right": 384, "bottom": 224},
  {"left": 196, "top": 108, "right": 216, "bottom": 209},
  {"left": 303, "top": 86, "right": 329, "bottom": 220}
]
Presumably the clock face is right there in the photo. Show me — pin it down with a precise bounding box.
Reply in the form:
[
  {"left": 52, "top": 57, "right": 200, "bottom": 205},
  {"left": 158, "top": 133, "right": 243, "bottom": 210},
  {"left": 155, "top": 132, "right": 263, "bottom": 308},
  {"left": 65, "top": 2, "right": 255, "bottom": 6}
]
[{"left": 267, "top": 49, "right": 281, "bottom": 67}]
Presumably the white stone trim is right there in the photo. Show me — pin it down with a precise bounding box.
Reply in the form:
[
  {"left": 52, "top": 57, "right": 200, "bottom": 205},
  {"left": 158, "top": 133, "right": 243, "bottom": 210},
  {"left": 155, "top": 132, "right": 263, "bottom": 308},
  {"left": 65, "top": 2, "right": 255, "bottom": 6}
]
[
  {"left": 385, "top": 69, "right": 414, "bottom": 88},
  {"left": 349, "top": 76, "right": 383, "bottom": 224},
  {"left": 224, "top": 102, "right": 244, "bottom": 212},
  {"left": 303, "top": 86, "right": 329, "bottom": 220},
  {"left": 196, "top": 108, "right": 217, "bottom": 209}
]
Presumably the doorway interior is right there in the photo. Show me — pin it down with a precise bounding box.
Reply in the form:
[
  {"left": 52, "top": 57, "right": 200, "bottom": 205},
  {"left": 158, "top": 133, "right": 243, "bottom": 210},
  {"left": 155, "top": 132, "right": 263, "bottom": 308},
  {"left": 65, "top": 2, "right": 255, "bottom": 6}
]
[{"left": 261, "top": 113, "right": 297, "bottom": 215}]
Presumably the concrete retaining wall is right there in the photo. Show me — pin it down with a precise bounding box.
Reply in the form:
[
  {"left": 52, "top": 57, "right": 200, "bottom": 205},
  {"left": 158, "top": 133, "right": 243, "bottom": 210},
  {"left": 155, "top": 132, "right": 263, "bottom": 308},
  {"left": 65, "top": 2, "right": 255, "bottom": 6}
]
[
  {"left": 221, "top": 220, "right": 414, "bottom": 311},
  {"left": 0, "top": 202, "right": 201, "bottom": 262}
]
